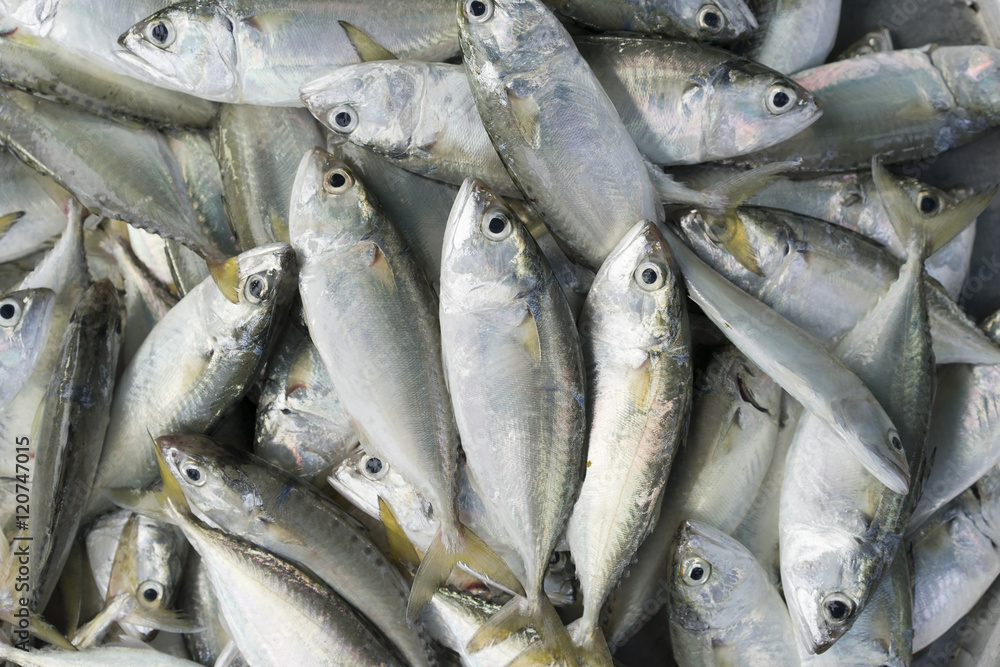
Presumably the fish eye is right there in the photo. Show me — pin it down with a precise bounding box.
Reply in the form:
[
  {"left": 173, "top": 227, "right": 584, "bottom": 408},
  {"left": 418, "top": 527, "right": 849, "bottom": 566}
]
[
  {"left": 482, "top": 210, "right": 513, "bottom": 241},
  {"left": 464, "top": 0, "right": 494, "bottom": 22},
  {"left": 0, "top": 298, "right": 21, "bottom": 327},
  {"left": 329, "top": 105, "right": 358, "bottom": 134},
  {"left": 766, "top": 84, "right": 797, "bottom": 115},
  {"left": 633, "top": 262, "right": 666, "bottom": 291},
  {"left": 181, "top": 460, "right": 206, "bottom": 486},
  {"left": 360, "top": 454, "right": 389, "bottom": 480},
  {"left": 888, "top": 430, "right": 902, "bottom": 451},
  {"left": 243, "top": 274, "right": 272, "bottom": 304},
  {"left": 144, "top": 18, "right": 175, "bottom": 48},
  {"left": 681, "top": 557, "right": 711, "bottom": 586},
  {"left": 855, "top": 45, "right": 874, "bottom": 56},
  {"left": 549, "top": 552, "right": 567, "bottom": 567},
  {"left": 138, "top": 580, "right": 164, "bottom": 606},
  {"left": 917, "top": 191, "right": 940, "bottom": 215},
  {"left": 697, "top": 5, "right": 725, "bottom": 34},
  {"left": 822, "top": 593, "right": 855, "bottom": 624},
  {"left": 323, "top": 167, "right": 353, "bottom": 195}
]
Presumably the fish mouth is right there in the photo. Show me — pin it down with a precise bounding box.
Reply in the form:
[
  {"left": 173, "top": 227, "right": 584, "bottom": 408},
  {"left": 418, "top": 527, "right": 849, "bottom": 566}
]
[{"left": 442, "top": 177, "right": 484, "bottom": 255}]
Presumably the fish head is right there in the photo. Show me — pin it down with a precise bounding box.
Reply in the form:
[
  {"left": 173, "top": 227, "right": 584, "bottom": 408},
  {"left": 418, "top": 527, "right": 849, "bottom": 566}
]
[
  {"left": 441, "top": 178, "right": 547, "bottom": 309},
  {"left": 543, "top": 551, "right": 576, "bottom": 606},
  {"left": 781, "top": 526, "right": 881, "bottom": 654},
  {"left": 230, "top": 242, "right": 297, "bottom": 325},
  {"left": 701, "top": 63, "right": 821, "bottom": 158},
  {"left": 157, "top": 434, "right": 266, "bottom": 534},
  {"left": 676, "top": 206, "right": 797, "bottom": 292},
  {"left": 667, "top": 521, "right": 760, "bottom": 632},
  {"left": 116, "top": 0, "right": 238, "bottom": 101},
  {"left": 0, "top": 286, "right": 55, "bottom": 361},
  {"left": 458, "top": 0, "right": 572, "bottom": 76},
  {"left": 581, "top": 221, "right": 684, "bottom": 350},
  {"left": 660, "top": 0, "right": 757, "bottom": 42},
  {"left": 300, "top": 63, "right": 426, "bottom": 157},
  {"left": 290, "top": 147, "right": 386, "bottom": 259}
]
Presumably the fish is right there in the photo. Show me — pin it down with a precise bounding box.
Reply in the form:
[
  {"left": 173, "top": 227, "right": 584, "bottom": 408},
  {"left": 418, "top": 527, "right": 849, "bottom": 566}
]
[
  {"left": 736, "top": 46, "right": 1000, "bottom": 171},
  {"left": 179, "top": 553, "right": 247, "bottom": 667},
  {"left": 0, "top": 643, "right": 204, "bottom": 666},
  {"left": 27, "top": 280, "right": 123, "bottom": 615},
  {"left": 254, "top": 321, "right": 358, "bottom": 482},
  {"left": 90, "top": 242, "right": 296, "bottom": 506},
  {"left": 439, "top": 177, "right": 585, "bottom": 660},
  {"left": 115, "top": 0, "right": 460, "bottom": 105},
  {"left": 0, "top": 151, "right": 70, "bottom": 265},
  {"left": 213, "top": 104, "right": 325, "bottom": 248},
  {"left": 542, "top": 0, "right": 757, "bottom": 41},
  {"left": 288, "top": 149, "right": 519, "bottom": 620},
  {"left": 734, "top": 0, "right": 842, "bottom": 74},
  {"left": 154, "top": 433, "right": 435, "bottom": 667},
  {"left": 565, "top": 221, "right": 692, "bottom": 660},
  {"left": 909, "top": 309, "right": 1000, "bottom": 529},
  {"left": 662, "top": 224, "right": 911, "bottom": 494},
  {"left": 0, "top": 29, "right": 218, "bottom": 129},
  {"left": 0, "top": 286, "right": 55, "bottom": 408},
  {"left": 667, "top": 520, "right": 800, "bottom": 665},
  {"left": 909, "top": 463, "right": 1000, "bottom": 652},
  {"left": 605, "top": 345, "right": 782, "bottom": 649}
]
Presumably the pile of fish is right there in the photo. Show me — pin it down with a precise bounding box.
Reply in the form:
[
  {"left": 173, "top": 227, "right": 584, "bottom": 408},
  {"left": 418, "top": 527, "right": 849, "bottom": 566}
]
[{"left": 4, "top": 0, "right": 1000, "bottom": 664}]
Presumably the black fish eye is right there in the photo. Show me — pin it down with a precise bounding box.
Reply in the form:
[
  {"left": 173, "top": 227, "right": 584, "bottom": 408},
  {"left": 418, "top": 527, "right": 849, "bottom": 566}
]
[
  {"left": 151, "top": 22, "right": 169, "bottom": 43},
  {"left": 365, "top": 457, "right": 383, "bottom": 475},
  {"left": 335, "top": 111, "right": 352, "bottom": 127},
  {"left": 702, "top": 10, "right": 719, "bottom": 28},
  {"left": 891, "top": 435, "right": 902, "bottom": 450},
  {"left": 772, "top": 91, "right": 789, "bottom": 108},
  {"left": 919, "top": 193, "right": 939, "bottom": 213},
  {"left": 690, "top": 566, "right": 704, "bottom": 581},
  {"left": 489, "top": 217, "right": 506, "bottom": 234},
  {"left": 143, "top": 588, "right": 158, "bottom": 602},
  {"left": 641, "top": 268, "right": 658, "bottom": 284},
  {"left": 465, "top": 0, "right": 494, "bottom": 22},
  {"left": 0, "top": 303, "right": 15, "bottom": 320},
  {"left": 329, "top": 172, "right": 346, "bottom": 189},
  {"left": 329, "top": 105, "right": 358, "bottom": 134},
  {"left": 826, "top": 600, "right": 848, "bottom": 619},
  {"left": 470, "top": 0, "right": 486, "bottom": 15},
  {"left": 248, "top": 277, "right": 264, "bottom": 299},
  {"left": 697, "top": 5, "right": 724, "bottom": 33},
  {"left": 186, "top": 468, "right": 201, "bottom": 481}
]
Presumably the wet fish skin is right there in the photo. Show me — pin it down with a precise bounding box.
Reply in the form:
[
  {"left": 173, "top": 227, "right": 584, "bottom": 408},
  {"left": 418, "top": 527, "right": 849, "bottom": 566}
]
[
  {"left": 214, "top": 104, "right": 324, "bottom": 248},
  {"left": 254, "top": 322, "right": 358, "bottom": 482},
  {"left": 439, "top": 177, "right": 585, "bottom": 630},
  {"left": 91, "top": 243, "right": 296, "bottom": 504},
  {"left": 735, "top": 0, "right": 841, "bottom": 74},
  {"left": 0, "top": 151, "right": 70, "bottom": 264},
  {"left": 116, "top": 0, "right": 459, "bottom": 105},
  {"left": 565, "top": 221, "right": 693, "bottom": 651},
  {"left": 459, "top": 0, "right": 663, "bottom": 271},
  {"left": 289, "top": 147, "right": 464, "bottom": 554},
  {"left": 29, "top": 280, "right": 123, "bottom": 614},
  {"left": 543, "top": 0, "right": 757, "bottom": 41},
  {"left": 174, "top": 509, "right": 407, "bottom": 666},
  {"left": 180, "top": 552, "right": 247, "bottom": 667},
  {"left": 157, "top": 433, "right": 433, "bottom": 667},
  {"left": 737, "top": 46, "right": 1000, "bottom": 171},
  {"left": 667, "top": 520, "right": 800, "bottom": 666},
  {"left": 0, "top": 286, "right": 55, "bottom": 407},
  {"left": 85, "top": 509, "right": 190, "bottom": 641},
  {"left": 0, "top": 86, "right": 227, "bottom": 266},
  {"left": 0, "top": 29, "right": 218, "bottom": 129},
  {"left": 910, "top": 310, "right": 1000, "bottom": 529},
  {"left": 605, "top": 346, "right": 782, "bottom": 648},
  {"left": 0, "top": 643, "right": 203, "bottom": 666}
]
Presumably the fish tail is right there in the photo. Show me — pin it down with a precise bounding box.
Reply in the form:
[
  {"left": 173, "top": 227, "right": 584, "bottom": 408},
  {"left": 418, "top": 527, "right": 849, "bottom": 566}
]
[
  {"left": 407, "top": 525, "right": 523, "bottom": 623},
  {"left": 871, "top": 156, "right": 995, "bottom": 258},
  {"left": 468, "top": 593, "right": 582, "bottom": 665},
  {"left": 647, "top": 161, "right": 798, "bottom": 210},
  {"left": 566, "top": 615, "right": 614, "bottom": 666}
]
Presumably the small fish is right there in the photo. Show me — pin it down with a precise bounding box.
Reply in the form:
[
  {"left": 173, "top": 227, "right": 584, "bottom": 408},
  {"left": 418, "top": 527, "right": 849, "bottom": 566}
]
[
  {"left": 0, "top": 286, "right": 55, "bottom": 408},
  {"left": 543, "top": 0, "right": 757, "bottom": 41}
]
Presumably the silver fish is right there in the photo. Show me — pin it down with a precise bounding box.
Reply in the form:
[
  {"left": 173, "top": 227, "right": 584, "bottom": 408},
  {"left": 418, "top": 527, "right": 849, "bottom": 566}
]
[
  {"left": 116, "top": 0, "right": 460, "bottom": 105},
  {"left": 180, "top": 553, "right": 247, "bottom": 667},
  {"left": 0, "top": 643, "right": 203, "bottom": 666},
  {"left": 440, "top": 177, "right": 585, "bottom": 657},
  {"left": 667, "top": 520, "right": 800, "bottom": 666},
  {"left": 156, "top": 433, "right": 434, "bottom": 667},
  {"left": 214, "top": 104, "right": 324, "bottom": 248},
  {"left": 565, "top": 221, "right": 692, "bottom": 658},
  {"left": 605, "top": 346, "right": 782, "bottom": 649},
  {"left": 91, "top": 243, "right": 295, "bottom": 504},
  {"left": 737, "top": 47, "right": 1000, "bottom": 171},
  {"left": 542, "top": 0, "right": 757, "bottom": 41},
  {"left": 735, "top": 0, "right": 841, "bottom": 74},
  {"left": 0, "top": 151, "right": 69, "bottom": 264},
  {"left": 0, "top": 287, "right": 55, "bottom": 407},
  {"left": 254, "top": 322, "right": 357, "bottom": 482},
  {"left": 29, "top": 280, "right": 123, "bottom": 615}
]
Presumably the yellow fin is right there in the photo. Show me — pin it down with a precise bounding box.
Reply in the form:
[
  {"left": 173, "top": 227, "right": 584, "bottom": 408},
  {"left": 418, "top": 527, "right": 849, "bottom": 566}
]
[
  {"left": 0, "top": 211, "right": 24, "bottom": 237},
  {"left": 517, "top": 305, "right": 542, "bottom": 364},
  {"left": 378, "top": 497, "right": 420, "bottom": 574},
  {"left": 407, "top": 527, "right": 524, "bottom": 623},
  {"left": 506, "top": 87, "right": 542, "bottom": 149},
  {"left": 628, "top": 356, "right": 653, "bottom": 408},
  {"left": 340, "top": 21, "right": 397, "bottom": 61},
  {"left": 207, "top": 256, "right": 240, "bottom": 304},
  {"left": 713, "top": 211, "right": 761, "bottom": 276}
]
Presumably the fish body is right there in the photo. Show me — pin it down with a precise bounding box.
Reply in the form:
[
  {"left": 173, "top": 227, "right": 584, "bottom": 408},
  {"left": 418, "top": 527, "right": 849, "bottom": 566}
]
[{"left": 542, "top": 0, "right": 756, "bottom": 41}]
